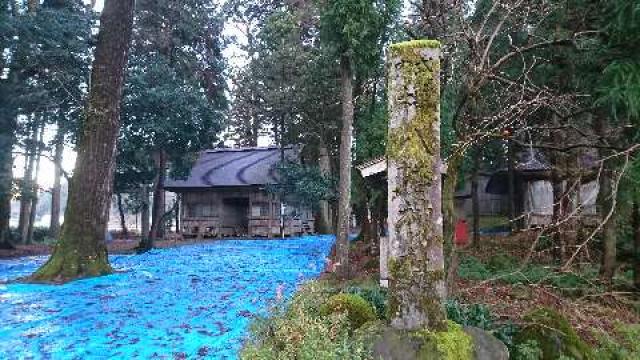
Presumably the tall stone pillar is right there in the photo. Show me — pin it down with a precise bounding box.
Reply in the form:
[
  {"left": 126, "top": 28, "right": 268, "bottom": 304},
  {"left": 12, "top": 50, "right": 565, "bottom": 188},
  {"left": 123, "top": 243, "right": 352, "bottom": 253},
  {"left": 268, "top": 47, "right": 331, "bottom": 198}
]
[{"left": 386, "top": 40, "right": 446, "bottom": 331}]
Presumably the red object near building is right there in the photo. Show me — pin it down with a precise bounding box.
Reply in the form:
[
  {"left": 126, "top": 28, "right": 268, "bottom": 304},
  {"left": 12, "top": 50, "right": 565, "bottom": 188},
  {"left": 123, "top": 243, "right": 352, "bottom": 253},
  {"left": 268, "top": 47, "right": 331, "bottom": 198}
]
[{"left": 455, "top": 219, "right": 469, "bottom": 246}]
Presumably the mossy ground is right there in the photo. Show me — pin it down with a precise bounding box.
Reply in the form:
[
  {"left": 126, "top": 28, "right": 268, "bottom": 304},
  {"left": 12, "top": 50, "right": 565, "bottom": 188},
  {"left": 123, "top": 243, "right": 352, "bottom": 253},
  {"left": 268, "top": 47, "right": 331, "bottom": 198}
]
[{"left": 325, "top": 230, "right": 640, "bottom": 358}]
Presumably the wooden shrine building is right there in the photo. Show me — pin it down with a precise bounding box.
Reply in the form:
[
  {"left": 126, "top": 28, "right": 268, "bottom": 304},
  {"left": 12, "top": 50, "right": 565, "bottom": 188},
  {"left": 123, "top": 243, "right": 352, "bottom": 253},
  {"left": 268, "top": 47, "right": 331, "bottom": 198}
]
[{"left": 165, "top": 146, "right": 315, "bottom": 238}]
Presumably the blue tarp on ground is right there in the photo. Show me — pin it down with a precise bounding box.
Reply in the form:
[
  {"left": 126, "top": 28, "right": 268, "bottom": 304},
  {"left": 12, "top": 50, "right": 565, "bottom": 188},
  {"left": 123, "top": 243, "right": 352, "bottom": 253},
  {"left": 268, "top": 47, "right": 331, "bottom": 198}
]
[{"left": 0, "top": 236, "right": 334, "bottom": 359}]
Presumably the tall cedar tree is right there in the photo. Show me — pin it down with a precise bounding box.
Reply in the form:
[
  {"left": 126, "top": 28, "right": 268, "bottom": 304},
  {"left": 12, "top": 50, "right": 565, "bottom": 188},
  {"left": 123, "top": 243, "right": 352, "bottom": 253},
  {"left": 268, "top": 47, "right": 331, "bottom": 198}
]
[
  {"left": 1, "top": 0, "right": 91, "bottom": 246},
  {"left": 119, "top": 0, "right": 226, "bottom": 251},
  {"left": 30, "top": 0, "right": 135, "bottom": 282},
  {"left": 0, "top": 1, "right": 18, "bottom": 250},
  {"left": 320, "top": 0, "right": 399, "bottom": 279},
  {"left": 227, "top": 2, "right": 342, "bottom": 233}
]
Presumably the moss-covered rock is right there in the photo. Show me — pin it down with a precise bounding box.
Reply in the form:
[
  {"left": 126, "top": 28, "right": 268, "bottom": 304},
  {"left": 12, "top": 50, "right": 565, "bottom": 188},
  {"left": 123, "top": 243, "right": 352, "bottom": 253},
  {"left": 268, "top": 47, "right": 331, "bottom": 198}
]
[
  {"left": 417, "top": 321, "right": 474, "bottom": 360},
  {"left": 320, "top": 293, "right": 377, "bottom": 329},
  {"left": 514, "top": 308, "right": 595, "bottom": 360},
  {"left": 373, "top": 320, "right": 474, "bottom": 360}
]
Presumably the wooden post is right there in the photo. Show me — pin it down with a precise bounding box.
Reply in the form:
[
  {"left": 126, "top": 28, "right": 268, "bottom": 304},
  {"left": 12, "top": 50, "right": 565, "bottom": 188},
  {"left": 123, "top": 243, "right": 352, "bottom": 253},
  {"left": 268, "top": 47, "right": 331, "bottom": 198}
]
[{"left": 386, "top": 40, "right": 446, "bottom": 331}]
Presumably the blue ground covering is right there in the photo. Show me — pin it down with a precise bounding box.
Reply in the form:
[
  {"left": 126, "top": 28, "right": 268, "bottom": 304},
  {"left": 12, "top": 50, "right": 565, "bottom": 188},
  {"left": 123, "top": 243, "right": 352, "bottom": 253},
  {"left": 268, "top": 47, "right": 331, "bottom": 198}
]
[{"left": 0, "top": 235, "right": 334, "bottom": 359}]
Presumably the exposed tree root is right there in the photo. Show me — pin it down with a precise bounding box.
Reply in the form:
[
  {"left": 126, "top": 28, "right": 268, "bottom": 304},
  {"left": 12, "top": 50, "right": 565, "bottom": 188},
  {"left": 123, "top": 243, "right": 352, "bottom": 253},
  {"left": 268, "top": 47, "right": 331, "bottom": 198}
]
[{"left": 28, "top": 241, "right": 112, "bottom": 284}]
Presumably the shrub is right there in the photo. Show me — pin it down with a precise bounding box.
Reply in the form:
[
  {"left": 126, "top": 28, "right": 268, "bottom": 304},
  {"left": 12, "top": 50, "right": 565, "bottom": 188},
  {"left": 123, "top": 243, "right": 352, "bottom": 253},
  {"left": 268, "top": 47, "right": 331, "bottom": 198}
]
[
  {"left": 242, "top": 308, "right": 369, "bottom": 360},
  {"left": 241, "top": 281, "right": 371, "bottom": 360},
  {"left": 594, "top": 323, "right": 640, "bottom": 360},
  {"left": 487, "top": 253, "right": 518, "bottom": 272},
  {"left": 8, "top": 226, "right": 53, "bottom": 244},
  {"left": 534, "top": 235, "right": 553, "bottom": 252},
  {"left": 513, "top": 340, "right": 543, "bottom": 360},
  {"left": 345, "top": 285, "right": 388, "bottom": 319},
  {"left": 457, "top": 255, "right": 491, "bottom": 280},
  {"left": 514, "top": 307, "right": 594, "bottom": 360},
  {"left": 446, "top": 300, "right": 517, "bottom": 349},
  {"left": 320, "top": 293, "right": 377, "bottom": 329},
  {"left": 445, "top": 300, "right": 494, "bottom": 329}
]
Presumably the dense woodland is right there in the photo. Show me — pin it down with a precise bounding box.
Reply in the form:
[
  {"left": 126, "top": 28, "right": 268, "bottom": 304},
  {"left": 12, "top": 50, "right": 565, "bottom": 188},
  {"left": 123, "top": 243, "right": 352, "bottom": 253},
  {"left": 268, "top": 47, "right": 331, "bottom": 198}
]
[{"left": 0, "top": 0, "right": 639, "bottom": 358}]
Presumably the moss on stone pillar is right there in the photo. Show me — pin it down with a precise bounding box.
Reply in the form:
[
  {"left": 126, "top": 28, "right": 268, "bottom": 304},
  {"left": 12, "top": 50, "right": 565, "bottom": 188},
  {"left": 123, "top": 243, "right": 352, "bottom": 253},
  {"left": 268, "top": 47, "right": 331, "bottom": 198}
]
[{"left": 386, "top": 40, "right": 446, "bottom": 331}]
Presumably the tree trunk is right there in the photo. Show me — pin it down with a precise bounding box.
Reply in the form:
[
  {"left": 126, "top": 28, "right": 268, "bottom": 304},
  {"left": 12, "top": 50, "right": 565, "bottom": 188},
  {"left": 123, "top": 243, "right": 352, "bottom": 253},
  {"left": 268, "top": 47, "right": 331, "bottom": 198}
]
[
  {"left": 471, "top": 147, "right": 480, "bottom": 248},
  {"left": 140, "top": 151, "right": 166, "bottom": 251},
  {"left": 317, "top": 138, "right": 333, "bottom": 234},
  {"left": 387, "top": 42, "right": 446, "bottom": 331},
  {"left": 19, "top": 123, "right": 37, "bottom": 243},
  {"left": 370, "top": 211, "right": 379, "bottom": 255},
  {"left": 0, "top": 31, "right": 18, "bottom": 251},
  {"left": 551, "top": 177, "right": 565, "bottom": 262},
  {"left": 30, "top": 0, "right": 135, "bottom": 283},
  {"left": 141, "top": 185, "right": 150, "bottom": 238},
  {"left": 49, "top": 134, "right": 64, "bottom": 238},
  {"left": 598, "top": 163, "right": 617, "bottom": 285},
  {"left": 116, "top": 193, "right": 128, "bottom": 238},
  {"left": 357, "top": 203, "right": 371, "bottom": 243},
  {"left": 335, "top": 54, "right": 354, "bottom": 279},
  {"left": 443, "top": 154, "right": 461, "bottom": 291},
  {"left": 0, "top": 130, "right": 13, "bottom": 249},
  {"left": 633, "top": 199, "right": 640, "bottom": 290},
  {"left": 507, "top": 140, "right": 517, "bottom": 230},
  {"left": 0, "top": 82, "right": 16, "bottom": 250},
  {"left": 175, "top": 195, "right": 180, "bottom": 234},
  {"left": 26, "top": 124, "right": 45, "bottom": 244},
  {"left": 279, "top": 116, "right": 286, "bottom": 238},
  {"left": 595, "top": 117, "right": 617, "bottom": 285}
]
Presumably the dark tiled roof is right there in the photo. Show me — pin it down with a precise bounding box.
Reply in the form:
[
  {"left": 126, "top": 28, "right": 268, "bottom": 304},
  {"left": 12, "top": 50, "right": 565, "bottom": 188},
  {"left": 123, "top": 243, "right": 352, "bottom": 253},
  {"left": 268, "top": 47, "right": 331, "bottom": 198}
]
[{"left": 165, "top": 146, "right": 298, "bottom": 189}]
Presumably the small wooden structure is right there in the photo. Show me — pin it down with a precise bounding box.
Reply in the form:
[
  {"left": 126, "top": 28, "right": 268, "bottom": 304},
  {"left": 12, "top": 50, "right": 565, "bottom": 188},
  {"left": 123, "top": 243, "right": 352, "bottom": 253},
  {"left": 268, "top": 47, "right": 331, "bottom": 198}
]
[{"left": 165, "top": 146, "right": 315, "bottom": 238}]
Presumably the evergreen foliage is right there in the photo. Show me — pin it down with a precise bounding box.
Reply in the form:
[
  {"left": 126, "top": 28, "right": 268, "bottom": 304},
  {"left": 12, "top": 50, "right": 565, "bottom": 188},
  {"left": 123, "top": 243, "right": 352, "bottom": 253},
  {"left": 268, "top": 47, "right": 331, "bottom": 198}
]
[{"left": 267, "top": 161, "right": 336, "bottom": 208}]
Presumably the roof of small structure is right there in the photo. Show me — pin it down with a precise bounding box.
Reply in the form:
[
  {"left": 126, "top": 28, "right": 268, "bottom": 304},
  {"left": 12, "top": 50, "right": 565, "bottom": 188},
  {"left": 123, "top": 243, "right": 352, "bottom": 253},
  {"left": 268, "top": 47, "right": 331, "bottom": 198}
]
[
  {"left": 356, "top": 156, "right": 387, "bottom": 178},
  {"left": 165, "top": 146, "right": 298, "bottom": 190},
  {"left": 485, "top": 149, "right": 600, "bottom": 194}
]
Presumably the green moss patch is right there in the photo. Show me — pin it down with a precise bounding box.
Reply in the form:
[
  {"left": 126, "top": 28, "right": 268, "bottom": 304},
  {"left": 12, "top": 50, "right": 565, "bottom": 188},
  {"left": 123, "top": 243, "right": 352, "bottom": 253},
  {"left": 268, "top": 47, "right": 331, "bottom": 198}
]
[
  {"left": 415, "top": 320, "right": 474, "bottom": 360},
  {"left": 514, "top": 308, "right": 595, "bottom": 360},
  {"left": 320, "top": 293, "right": 377, "bottom": 329},
  {"left": 389, "top": 39, "right": 441, "bottom": 52},
  {"left": 372, "top": 320, "right": 474, "bottom": 360}
]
